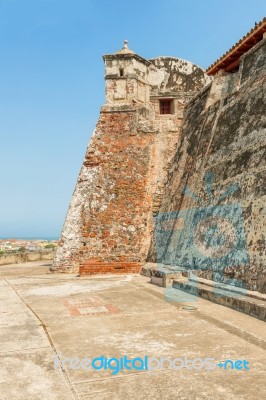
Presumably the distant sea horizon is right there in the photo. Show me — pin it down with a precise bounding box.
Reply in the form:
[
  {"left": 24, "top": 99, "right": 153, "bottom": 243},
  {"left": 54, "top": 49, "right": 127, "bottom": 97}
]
[{"left": 0, "top": 237, "right": 59, "bottom": 241}]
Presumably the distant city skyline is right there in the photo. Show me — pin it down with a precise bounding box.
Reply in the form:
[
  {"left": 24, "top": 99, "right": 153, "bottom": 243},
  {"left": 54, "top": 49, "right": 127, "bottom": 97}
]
[{"left": 0, "top": 0, "right": 265, "bottom": 237}]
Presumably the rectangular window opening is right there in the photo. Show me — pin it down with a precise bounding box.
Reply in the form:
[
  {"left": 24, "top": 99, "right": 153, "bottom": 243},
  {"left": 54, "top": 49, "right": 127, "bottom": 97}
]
[{"left": 159, "top": 99, "right": 173, "bottom": 114}]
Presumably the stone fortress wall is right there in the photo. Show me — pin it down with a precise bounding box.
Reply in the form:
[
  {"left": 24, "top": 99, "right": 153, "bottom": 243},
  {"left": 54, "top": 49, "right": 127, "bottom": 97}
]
[
  {"left": 53, "top": 22, "right": 266, "bottom": 294},
  {"left": 52, "top": 42, "right": 210, "bottom": 273},
  {"left": 149, "top": 38, "right": 266, "bottom": 293}
]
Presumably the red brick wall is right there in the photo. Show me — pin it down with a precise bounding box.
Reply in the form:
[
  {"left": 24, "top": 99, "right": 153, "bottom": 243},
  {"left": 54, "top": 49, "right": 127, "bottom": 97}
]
[{"left": 79, "top": 108, "right": 155, "bottom": 265}]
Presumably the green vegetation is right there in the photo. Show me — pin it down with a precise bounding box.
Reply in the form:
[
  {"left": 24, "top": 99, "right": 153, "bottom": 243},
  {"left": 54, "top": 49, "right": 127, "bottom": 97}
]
[
  {"left": 18, "top": 247, "right": 27, "bottom": 252},
  {"left": 44, "top": 243, "right": 56, "bottom": 249}
]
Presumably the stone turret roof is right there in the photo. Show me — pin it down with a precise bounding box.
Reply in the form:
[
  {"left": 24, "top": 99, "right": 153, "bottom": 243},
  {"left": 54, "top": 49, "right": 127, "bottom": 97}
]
[
  {"left": 103, "top": 41, "right": 151, "bottom": 66},
  {"left": 207, "top": 17, "right": 266, "bottom": 75},
  {"left": 114, "top": 40, "right": 135, "bottom": 55}
]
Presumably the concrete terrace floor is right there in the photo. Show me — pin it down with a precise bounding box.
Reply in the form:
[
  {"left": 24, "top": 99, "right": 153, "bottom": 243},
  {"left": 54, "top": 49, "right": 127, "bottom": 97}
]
[{"left": 0, "top": 261, "right": 266, "bottom": 400}]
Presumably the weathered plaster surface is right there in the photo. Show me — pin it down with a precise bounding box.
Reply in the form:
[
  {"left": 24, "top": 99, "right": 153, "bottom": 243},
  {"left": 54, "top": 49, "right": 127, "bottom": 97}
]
[{"left": 150, "top": 39, "right": 266, "bottom": 293}]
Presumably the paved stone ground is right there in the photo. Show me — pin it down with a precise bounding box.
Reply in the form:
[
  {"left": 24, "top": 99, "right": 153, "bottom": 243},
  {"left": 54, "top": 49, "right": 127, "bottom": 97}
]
[{"left": 0, "top": 261, "right": 266, "bottom": 400}]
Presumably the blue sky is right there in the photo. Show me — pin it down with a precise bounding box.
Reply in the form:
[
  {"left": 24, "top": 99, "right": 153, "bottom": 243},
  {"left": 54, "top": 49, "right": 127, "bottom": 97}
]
[{"left": 0, "top": 0, "right": 265, "bottom": 238}]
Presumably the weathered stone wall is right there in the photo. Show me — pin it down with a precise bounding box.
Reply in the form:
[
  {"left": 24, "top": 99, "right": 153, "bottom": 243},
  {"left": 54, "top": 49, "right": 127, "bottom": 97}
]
[
  {"left": 149, "top": 57, "right": 210, "bottom": 97},
  {"left": 54, "top": 106, "right": 157, "bottom": 272},
  {"left": 147, "top": 57, "right": 212, "bottom": 216},
  {"left": 53, "top": 52, "right": 210, "bottom": 273},
  {"left": 150, "top": 39, "right": 266, "bottom": 293}
]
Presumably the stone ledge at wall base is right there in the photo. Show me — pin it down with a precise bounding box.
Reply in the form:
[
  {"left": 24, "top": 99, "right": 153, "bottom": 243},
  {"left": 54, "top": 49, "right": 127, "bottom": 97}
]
[
  {"left": 79, "top": 261, "right": 144, "bottom": 276},
  {"left": 141, "top": 262, "right": 186, "bottom": 287},
  {"left": 0, "top": 250, "right": 55, "bottom": 266},
  {"left": 172, "top": 277, "right": 266, "bottom": 322},
  {"left": 142, "top": 263, "right": 266, "bottom": 321}
]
